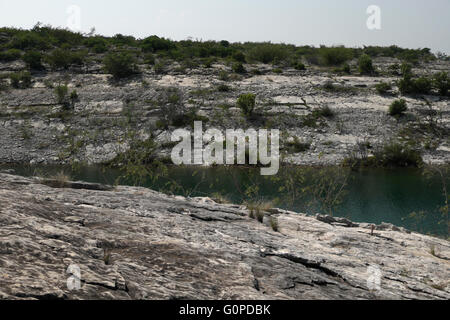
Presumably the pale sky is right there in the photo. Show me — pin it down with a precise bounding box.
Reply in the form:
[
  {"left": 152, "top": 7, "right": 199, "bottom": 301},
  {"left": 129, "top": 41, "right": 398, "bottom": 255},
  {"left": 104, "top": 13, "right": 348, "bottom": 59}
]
[{"left": 1, "top": 0, "right": 449, "bottom": 53}]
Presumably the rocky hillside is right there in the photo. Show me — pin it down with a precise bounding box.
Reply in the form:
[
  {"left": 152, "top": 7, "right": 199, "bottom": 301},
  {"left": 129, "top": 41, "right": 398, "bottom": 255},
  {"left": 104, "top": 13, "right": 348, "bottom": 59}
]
[
  {"left": 0, "top": 54, "right": 449, "bottom": 166},
  {"left": 0, "top": 173, "right": 449, "bottom": 300}
]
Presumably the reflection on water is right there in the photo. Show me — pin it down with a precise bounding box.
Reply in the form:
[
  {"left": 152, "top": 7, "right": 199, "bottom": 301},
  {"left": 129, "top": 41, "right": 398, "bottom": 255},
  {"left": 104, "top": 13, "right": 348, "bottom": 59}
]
[{"left": 1, "top": 164, "right": 447, "bottom": 237}]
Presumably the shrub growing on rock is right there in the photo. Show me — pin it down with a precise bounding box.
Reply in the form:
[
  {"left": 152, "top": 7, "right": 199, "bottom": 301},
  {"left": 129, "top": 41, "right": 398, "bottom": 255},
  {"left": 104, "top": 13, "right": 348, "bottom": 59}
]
[
  {"left": 358, "top": 54, "right": 375, "bottom": 75},
  {"left": 46, "top": 48, "right": 87, "bottom": 70},
  {"left": 232, "top": 51, "right": 246, "bottom": 63},
  {"left": 237, "top": 93, "right": 256, "bottom": 117},
  {"left": 247, "top": 44, "right": 288, "bottom": 64},
  {"left": 375, "top": 142, "right": 422, "bottom": 167},
  {"left": 0, "top": 49, "right": 22, "bottom": 62},
  {"left": 375, "top": 82, "right": 391, "bottom": 94},
  {"left": 433, "top": 72, "right": 449, "bottom": 96},
  {"left": 295, "top": 62, "right": 306, "bottom": 71},
  {"left": 103, "top": 52, "right": 138, "bottom": 78},
  {"left": 232, "top": 62, "right": 246, "bottom": 74},
  {"left": 319, "top": 46, "right": 353, "bottom": 66},
  {"left": 23, "top": 51, "right": 44, "bottom": 70},
  {"left": 388, "top": 99, "right": 407, "bottom": 116},
  {"left": 9, "top": 71, "right": 32, "bottom": 89},
  {"left": 54, "top": 84, "right": 69, "bottom": 105}
]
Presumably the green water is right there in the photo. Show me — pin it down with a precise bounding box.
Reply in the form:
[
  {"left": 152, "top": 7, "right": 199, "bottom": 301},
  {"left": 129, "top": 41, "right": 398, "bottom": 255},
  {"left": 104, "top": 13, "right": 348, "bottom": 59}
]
[{"left": 1, "top": 164, "right": 448, "bottom": 237}]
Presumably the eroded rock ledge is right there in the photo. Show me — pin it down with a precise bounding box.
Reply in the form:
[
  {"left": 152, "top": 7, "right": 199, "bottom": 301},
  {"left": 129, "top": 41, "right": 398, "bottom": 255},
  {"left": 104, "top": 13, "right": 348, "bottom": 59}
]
[{"left": 0, "top": 173, "right": 449, "bottom": 300}]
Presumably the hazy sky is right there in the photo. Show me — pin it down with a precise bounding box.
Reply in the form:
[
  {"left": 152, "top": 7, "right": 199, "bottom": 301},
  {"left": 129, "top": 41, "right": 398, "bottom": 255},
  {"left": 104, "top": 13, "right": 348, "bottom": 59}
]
[{"left": 1, "top": 0, "right": 449, "bottom": 53}]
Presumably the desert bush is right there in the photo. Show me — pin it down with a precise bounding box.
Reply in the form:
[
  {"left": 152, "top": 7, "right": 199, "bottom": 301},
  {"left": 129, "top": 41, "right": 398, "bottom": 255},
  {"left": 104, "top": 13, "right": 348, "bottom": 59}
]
[
  {"left": 400, "top": 62, "right": 412, "bottom": 77},
  {"left": 232, "top": 62, "right": 246, "bottom": 74},
  {"left": 84, "top": 36, "right": 108, "bottom": 53},
  {"left": 375, "top": 82, "right": 391, "bottom": 94},
  {"left": 342, "top": 63, "right": 351, "bottom": 74},
  {"left": 319, "top": 46, "right": 353, "bottom": 66},
  {"left": 0, "top": 48, "right": 22, "bottom": 61},
  {"left": 433, "top": 72, "right": 449, "bottom": 96},
  {"left": 412, "top": 77, "right": 432, "bottom": 94},
  {"left": 388, "top": 99, "right": 407, "bottom": 116},
  {"left": 358, "top": 54, "right": 375, "bottom": 75},
  {"left": 232, "top": 51, "right": 246, "bottom": 63},
  {"left": 144, "top": 54, "right": 155, "bottom": 65},
  {"left": 312, "top": 106, "right": 334, "bottom": 118},
  {"left": 103, "top": 52, "right": 138, "bottom": 78},
  {"left": 247, "top": 43, "right": 289, "bottom": 64},
  {"left": 54, "top": 84, "right": 69, "bottom": 105},
  {"left": 141, "top": 35, "right": 174, "bottom": 52},
  {"left": 9, "top": 32, "right": 49, "bottom": 50},
  {"left": 22, "top": 51, "right": 44, "bottom": 70},
  {"left": 375, "top": 142, "right": 422, "bottom": 167},
  {"left": 218, "top": 70, "right": 229, "bottom": 81},
  {"left": 295, "top": 62, "right": 306, "bottom": 70},
  {"left": 237, "top": 93, "right": 256, "bottom": 117},
  {"left": 9, "top": 71, "right": 32, "bottom": 89},
  {"left": 46, "top": 48, "right": 87, "bottom": 70},
  {"left": 217, "top": 84, "right": 231, "bottom": 92},
  {"left": 284, "top": 136, "right": 310, "bottom": 153}
]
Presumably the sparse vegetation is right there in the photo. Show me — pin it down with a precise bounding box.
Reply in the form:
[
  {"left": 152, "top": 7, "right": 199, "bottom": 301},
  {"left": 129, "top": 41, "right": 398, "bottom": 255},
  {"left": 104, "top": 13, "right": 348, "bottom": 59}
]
[
  {"left": 375, "top": 82, "right": 392, "bottom": 95},
  {"left": 9, "top": 71, "right": 32, "bottom": 89},
  {"left": 358, "top": 54, "right": 375, "bottom": 75},
  {"left": 389, "top": 99, "right": 407, "bottom": 117},
  {"left": 237, "top": 93, "right": 256, "bottom": 117},
  {"left": 103, "top": 52, "right": 138, "bottom": 78}
]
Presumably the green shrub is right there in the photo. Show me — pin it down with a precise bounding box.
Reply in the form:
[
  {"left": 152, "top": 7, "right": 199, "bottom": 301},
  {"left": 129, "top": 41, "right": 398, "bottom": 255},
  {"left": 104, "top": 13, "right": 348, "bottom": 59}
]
[
  {"left": 154, "top": 62, "right": 166, "bottom": 75},
  {"left": 23, "top": 51, "right": 44, "bottom": 70},
  {"left": 0, "top": 49, "right": 22, "bottom": 61},
  {"left": 103, "top": 52, "right": 138, "bottom": 78},
  {"left": 218, "top": 70, "right": 229, "bottom": 81},
  {"left": 70, "top": 90, "right": 78, "bottom": 101},
  {"left": 412, "top": 77, "right": 432, "bottom": 94},
  {"left": 141, "top": 35, "right": 174, "bottom": 52},
  {"left": 144, "top": 54, "right": 155, "bottom": 65},
  {"left": 247, "top": 44, "right": 288, "bottom": 64},
  {"left": 375, "top": 142, "right": 422, "bottom": 167},
  {"left": 284, "top": 136, "right": 310, "bottom": 153},
  {"left": 272, "top": 68, "right": 283, "bottom": 74},
  {"left": 46, "top": 48, "right": 87, "bottom": 70},
  {"left": 217, "top": 84, "right": 231, "bottom": 92},
  {"left": 232, "top": 62, "right": 246, "bottom": 74},
  {"left": 388, "top": 99, "right": 407, "bottom": 116},
  {"left": 84, "top": 36, "right": 108, "bottom": 53},
  {"left": 295, "top": 62, "right": 306, "bottom": 70},
  {"left": 10, "top": 32, "right": 49, "bottom": 50},
  {"left": 342, "top": 63, "right": 351, "bottom": 74},
  {"left": 54, "top": 84, "right": 69, "bottom": 105},
  {"left": 375, "top": 82, "right": 391, "bottom": 94},
  {"left": 433, "top": 72, "right": 449, "bottom": 96},
  {"left": 9, "top": 71, "right": 32, "bottom": 89},
  {"left": 400, "top": 62, "right": 412, "bottom": 77},
  {"left": 312, "top": 106, "right": 334, "bottom": 118},
  {"left": 237, "top": 93, "right": 256, "bottom": 117},
  {"left": 358, "top": 54, "right": 375, "bottom": 75},
  {"left": 232, "top": 51, "right": 246, "bottom": 63},
  {"left": 319, "top": 46, "right": 353, "bottom": 66}
]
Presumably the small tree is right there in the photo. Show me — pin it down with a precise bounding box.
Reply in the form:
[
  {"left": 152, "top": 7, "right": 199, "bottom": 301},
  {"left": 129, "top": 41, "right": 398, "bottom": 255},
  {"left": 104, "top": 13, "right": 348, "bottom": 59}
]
[
  {"left": 9, "top": 71, "right": 32, "bottom": 89},
  {"left": 358, "top": 54, "right": 375, "bottom": 75},
  {"left": 389, "top": 99, "right": 407, "bottom": 116},
  {"left": 434, "top": 72, "right": 449, "bottom": 96},
  {"left": 54, "top": 84, "right": 69, "bottom": 108},
  {"left": 237, "top": 93, "right": 256, "bottom": 117},
  {"left": 232, "top": 62, "right": 246, "bottom": 74},
  {"left": 103, "top": 52, "right": 138, "bottom": 79},
  {"left": 23, "top": 51, "right": 44, "bottom": 70}
]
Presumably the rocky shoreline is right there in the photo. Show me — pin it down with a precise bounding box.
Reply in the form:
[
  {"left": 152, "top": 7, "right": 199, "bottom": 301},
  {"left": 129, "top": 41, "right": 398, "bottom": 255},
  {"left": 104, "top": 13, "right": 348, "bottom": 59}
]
[{"left": 0, "top": 173, "right": 449, "bottom": 300}]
